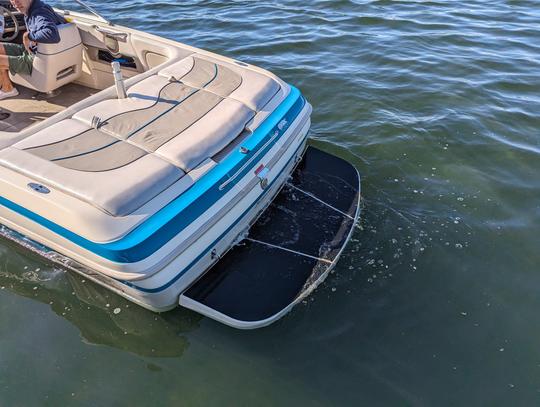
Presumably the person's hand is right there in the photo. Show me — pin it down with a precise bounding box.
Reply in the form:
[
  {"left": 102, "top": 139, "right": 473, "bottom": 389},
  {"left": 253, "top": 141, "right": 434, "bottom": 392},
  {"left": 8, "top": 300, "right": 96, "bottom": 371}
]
[{"left": 22, "top": 32, "right": 37, "bottom": 53}]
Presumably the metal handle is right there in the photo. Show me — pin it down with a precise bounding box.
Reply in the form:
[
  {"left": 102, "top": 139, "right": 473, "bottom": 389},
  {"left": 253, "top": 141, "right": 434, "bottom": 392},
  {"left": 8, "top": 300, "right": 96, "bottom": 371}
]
[{"left": 95, "top": 26, "right": 128, "bottom": 42}]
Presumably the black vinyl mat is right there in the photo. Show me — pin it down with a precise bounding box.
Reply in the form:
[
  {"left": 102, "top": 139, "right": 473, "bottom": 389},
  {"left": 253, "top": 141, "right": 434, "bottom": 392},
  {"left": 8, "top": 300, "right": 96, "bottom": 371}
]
[{"left": 182, "top": 146, "right": 360, "bottom": 325}]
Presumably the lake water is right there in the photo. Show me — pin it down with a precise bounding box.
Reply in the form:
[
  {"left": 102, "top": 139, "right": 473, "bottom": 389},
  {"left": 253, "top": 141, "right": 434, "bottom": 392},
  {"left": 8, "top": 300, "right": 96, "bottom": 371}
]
[{"left": 1, "top": 1, "right": 539, "bottom": 405}]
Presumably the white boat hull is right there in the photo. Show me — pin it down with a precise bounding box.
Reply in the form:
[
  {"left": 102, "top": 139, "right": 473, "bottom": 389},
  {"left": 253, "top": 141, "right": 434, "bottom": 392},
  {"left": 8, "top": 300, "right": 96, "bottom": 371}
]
[
  {"left": 0, "top": 102, "right": 312, "bottom": 311},
  {"left": 0, "top": 11, "right": 361, "bottom": 328}
]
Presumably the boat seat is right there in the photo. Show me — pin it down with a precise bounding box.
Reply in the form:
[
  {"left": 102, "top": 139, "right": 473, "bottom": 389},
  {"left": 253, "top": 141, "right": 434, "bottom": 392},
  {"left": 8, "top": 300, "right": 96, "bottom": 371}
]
[
  {"left": 156, "top": 98, "right": 253, "bottom": 170},
  {"left": 0, "top": 53, "right": 280, "bottom": 216},
  {"left": 73, "top": 55, "right": 261, "bottom": 171},
  {"left": 0, "top": 120, "right": 184, "bottom": 217},
  {"left": 10, "top": 23, "right": 83, "bottom": 94},
  {"left": 159, "top": 56, "right": 280, "bottom": 111}
]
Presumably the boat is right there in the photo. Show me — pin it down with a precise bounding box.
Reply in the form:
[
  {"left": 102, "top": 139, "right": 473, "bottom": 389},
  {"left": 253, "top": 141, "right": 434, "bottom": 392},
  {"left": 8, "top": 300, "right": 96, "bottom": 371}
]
[{"left": 0, "top": 1, "right": 361, "bottom": 329}]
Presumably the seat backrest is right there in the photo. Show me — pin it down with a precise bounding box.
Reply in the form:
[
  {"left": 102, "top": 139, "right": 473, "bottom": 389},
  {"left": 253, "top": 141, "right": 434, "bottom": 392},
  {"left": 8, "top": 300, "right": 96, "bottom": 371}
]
[
  {"left": 10, "top": 23, "right": 83, "bottom": 93},
  {"left": 36, "top": 23, "right": 83, "bottom": 55}
]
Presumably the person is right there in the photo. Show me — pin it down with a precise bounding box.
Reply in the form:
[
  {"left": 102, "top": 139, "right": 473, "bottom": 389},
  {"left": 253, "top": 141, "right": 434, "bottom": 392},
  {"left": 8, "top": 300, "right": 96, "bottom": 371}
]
[{"left": 0, "top": 0, "right": 65, "bottom": 100}]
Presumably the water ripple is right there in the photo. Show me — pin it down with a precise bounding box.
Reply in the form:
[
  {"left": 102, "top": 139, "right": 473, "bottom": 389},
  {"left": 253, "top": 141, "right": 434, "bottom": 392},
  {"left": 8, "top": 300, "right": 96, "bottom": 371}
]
[{"left": 2, "top": 1, "right": 540, "bottom": 405}]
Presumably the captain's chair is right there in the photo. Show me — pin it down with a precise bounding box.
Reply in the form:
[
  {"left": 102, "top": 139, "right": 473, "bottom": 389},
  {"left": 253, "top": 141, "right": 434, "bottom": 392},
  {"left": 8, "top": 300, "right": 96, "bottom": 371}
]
[{"left": 10, "top": 23, "right": 83, "bottom": 94}]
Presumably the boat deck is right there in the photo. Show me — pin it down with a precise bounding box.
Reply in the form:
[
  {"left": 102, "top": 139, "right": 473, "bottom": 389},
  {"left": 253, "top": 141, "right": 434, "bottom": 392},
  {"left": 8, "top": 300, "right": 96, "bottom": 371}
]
[{"left": 0, "top": 83, "right": 96, "bottom": 133}]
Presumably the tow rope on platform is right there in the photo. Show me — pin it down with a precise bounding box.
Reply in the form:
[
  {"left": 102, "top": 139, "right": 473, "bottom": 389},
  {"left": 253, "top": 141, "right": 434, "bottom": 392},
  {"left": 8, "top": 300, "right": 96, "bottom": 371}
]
[
  {"left": 286, "top": 183, "right": 354, "bottom": 220},
  {"left": 246, "top": 237, "right": 332, "bottom": 264}
]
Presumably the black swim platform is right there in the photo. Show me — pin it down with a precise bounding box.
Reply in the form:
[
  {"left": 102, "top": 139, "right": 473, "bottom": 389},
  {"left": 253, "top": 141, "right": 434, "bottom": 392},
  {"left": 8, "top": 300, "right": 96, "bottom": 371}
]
[{"left": 180, "top": 146, "right": 361, "bottom": 329}]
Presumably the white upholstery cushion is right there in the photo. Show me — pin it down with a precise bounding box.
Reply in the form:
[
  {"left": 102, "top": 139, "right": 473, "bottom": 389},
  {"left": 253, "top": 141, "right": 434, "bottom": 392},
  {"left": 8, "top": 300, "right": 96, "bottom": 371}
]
[
  {"left": 159, "top": 55, "right": 280, "bottom": 110},
  {"left": 0, "top": 147, "right": 184, "bottom": 217},
  {"left": 158, "top": 57, "right": 195, "bottom": 81},
  {"left": 1, "top": 52, "right": 281, "bottom": 217},
  {"left": 127, "top": 74, "right": 172, "bottom": 99},
  {"left": 14, "top": 119, "right": 89, "bottom": 149},
  {"left": 227, "top": 68, "right": 280, "bottom": 111},
  {"left": 74, "top": 97, "right": 155, "bottom": 128},
  {"left": 74, "top": 75, "right": 177, "bottom": 127},
  {"left": 156, "top": 98, "right": 254, "bottom": 171}
]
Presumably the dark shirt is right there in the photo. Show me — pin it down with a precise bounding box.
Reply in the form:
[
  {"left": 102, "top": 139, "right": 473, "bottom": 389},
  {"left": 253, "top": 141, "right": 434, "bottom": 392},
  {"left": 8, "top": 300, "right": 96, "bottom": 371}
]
[{"left": 25, "top": 0, "right": 66, "bottom": 46}]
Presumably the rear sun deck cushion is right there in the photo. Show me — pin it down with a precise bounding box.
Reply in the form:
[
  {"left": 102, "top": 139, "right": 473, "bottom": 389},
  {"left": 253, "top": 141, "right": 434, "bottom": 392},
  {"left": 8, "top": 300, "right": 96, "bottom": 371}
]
[
  {"left": 0, "top": 120, "right": 184, "bottom": 217},
  {"left": 73, "top": 54, "right": 272, "bottom": 171},
  {"left": 160, "top": 55, "right": 280, "bottom": 111},
  {"left": 0, "top": 54, "right": 281, "bottom": 217},
  {"left": 156, "top": 98, "right": 254, "bottom": 170},
  {"left": 73, "top": 56, "right": 250, "bottom": 143}
]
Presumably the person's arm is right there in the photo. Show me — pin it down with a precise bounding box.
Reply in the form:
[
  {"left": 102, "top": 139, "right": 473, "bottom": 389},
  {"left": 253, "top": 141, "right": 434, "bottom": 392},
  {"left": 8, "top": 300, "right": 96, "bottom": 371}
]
[
  {"left": 27, "top": 14, "right": 61, "bottom": 44},
  {"left": 22, "top": 32, "right": 37, "bottom": 52}
]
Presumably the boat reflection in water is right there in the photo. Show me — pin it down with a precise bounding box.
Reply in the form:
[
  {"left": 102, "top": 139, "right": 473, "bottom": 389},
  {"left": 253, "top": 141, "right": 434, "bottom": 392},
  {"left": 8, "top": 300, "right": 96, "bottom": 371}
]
[{"left": 0, "top": 237, "right": 201, "bottom": 358}]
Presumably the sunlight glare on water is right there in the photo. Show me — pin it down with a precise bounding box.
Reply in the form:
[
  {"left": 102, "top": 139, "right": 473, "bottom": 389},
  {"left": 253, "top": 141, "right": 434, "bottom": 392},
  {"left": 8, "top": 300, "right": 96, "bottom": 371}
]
[{"left": 1, "top": 1, "right": 539, "bottom": 405}]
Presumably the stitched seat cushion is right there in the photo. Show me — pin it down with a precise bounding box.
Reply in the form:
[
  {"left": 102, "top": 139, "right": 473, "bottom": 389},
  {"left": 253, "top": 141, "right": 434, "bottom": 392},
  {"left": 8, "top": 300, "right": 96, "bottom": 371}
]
[
  {"left": 0, "top": 53, "right": 281, "bottom": 217},
  {"left": 160, "top": 55, "right": 280, "bottom": 110},
  {"left": 0, "top": 120, "right": 184, "bottom": 216},
  {"left": 156, "top": 98, "right": 254, "bottom": 171}
]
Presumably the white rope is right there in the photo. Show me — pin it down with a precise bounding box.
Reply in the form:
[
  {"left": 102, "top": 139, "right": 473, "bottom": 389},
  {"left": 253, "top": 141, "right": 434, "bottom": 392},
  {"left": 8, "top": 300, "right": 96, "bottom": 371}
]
[
  {"left": 246, "top": 238, "right": 332, "bottom": 264},
  {"left": 286, "top": 183, "right": 354, "bottom": 220}
]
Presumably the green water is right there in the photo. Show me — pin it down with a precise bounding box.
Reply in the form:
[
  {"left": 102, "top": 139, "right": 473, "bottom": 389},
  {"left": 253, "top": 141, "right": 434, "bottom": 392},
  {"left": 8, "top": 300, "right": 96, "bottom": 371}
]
[{"left": 1, "top": 1, "right": 540, "bottom": 405}]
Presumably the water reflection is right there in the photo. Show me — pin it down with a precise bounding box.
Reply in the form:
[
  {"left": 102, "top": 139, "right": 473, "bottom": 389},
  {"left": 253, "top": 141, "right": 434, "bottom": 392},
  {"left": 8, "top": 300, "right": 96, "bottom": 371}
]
[{"left": 0, "top": 240, "right": 202, "bottom": 358}]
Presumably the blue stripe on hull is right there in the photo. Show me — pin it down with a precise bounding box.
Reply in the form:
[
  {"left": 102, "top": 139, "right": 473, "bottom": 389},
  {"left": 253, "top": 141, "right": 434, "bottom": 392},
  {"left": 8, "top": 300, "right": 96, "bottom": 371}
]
[{"left": 0, "top": 86, "right": 306, "bottom": 263}]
